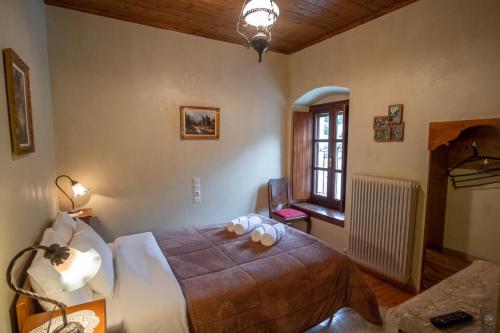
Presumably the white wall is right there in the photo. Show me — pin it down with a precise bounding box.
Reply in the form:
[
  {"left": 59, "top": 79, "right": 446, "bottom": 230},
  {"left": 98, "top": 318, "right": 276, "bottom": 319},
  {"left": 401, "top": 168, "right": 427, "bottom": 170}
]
[
  {"left": 46, "top": 6, "right": 289, "bottom": 241},
  {"left": 0, "top": 1, "right": 57, "bottom": 331},
  {"left": 444, "top": 179, "right": 500, "bottom": 263},
  {"left": 288, "top": 0, "right": 500, "bottom": 288}
]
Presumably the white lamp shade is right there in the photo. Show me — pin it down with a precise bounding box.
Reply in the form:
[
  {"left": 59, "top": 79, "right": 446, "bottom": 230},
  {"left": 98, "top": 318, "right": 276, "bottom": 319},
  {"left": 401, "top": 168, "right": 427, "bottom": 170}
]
[
  {"left": 71, "top": 182, "right": 89, "bottom": 197},
  {"left": 54, "top": 248, "right": 101, "bottom": 291},
  {"left": 243, "top": 0, "right": 279, "bottom": 27}
]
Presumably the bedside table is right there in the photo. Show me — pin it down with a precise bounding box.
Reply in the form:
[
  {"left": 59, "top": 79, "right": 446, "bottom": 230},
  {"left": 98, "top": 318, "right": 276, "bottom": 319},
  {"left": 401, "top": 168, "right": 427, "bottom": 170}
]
[
  {"left": 21, "top": 299, "right": 106, "bottom": 333},
  {"left": 68, "top": 207, "right": 93, "bottom": 223}
]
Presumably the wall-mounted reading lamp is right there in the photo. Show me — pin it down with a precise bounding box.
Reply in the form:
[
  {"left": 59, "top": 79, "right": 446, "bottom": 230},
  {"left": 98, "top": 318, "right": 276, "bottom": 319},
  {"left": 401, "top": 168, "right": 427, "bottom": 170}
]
[{"left": 55, "top": 175, "right": 89, "bottom": 213}]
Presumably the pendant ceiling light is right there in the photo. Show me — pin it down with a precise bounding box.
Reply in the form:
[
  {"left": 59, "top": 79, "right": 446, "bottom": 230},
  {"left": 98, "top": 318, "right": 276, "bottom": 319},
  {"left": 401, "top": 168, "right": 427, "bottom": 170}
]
[{"left": 237, "top": 0, "right": 280, "bottom": 62}]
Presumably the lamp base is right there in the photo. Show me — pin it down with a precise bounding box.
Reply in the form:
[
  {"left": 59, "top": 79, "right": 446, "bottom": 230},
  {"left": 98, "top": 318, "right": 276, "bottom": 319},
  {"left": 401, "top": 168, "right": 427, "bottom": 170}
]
[{"left": 53, "top": 321, "right": 85, "bottom": 333}]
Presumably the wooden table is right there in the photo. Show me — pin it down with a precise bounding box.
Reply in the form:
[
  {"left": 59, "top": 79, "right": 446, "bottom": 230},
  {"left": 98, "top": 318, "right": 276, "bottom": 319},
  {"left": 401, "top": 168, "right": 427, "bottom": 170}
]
[
  {"left": 68, "top": 207, "right": 94, "bottom": 223},
  {"left": 21, "top": 299, "right": 106, "bottom": 333}
]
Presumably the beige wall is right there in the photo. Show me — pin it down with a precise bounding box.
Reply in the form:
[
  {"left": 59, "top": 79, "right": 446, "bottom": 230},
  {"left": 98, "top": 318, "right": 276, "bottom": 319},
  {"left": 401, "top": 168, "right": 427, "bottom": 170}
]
[
  {"left": 0, "top": 0, "right": 57, "bottom": 331},
  {"left": 46, "top": 6, "right": 289, "bottom": 241},
  {"left": 444, "top": 179, "right": 500, "bottom": 263},
  {"left": 313, "top": 94, "right": 350, "bottom": 105},
  {"left": 288, "top": 0, "right": 500, "bottom": 288}
]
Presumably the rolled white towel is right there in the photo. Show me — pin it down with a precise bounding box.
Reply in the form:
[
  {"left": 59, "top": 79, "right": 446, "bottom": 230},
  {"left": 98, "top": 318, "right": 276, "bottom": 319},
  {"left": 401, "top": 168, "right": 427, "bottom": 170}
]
[
  {"left": 234, "top": 216, "right": 261, "bottom": 236},
  {"left": 261, "top": 223, "right": 287, "bottom": 247},
  {"left": 248, "top": 215, "right": 262, "bottom": 224},
  {"left": 251, "top": 224, "right": 274, "bottom": 242},
  {"left": 227, "top": 216, "right": 248, "bottom": 232}
]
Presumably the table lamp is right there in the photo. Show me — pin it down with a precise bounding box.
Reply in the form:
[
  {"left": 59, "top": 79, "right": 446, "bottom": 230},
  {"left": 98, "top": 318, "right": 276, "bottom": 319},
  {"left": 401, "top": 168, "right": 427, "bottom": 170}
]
[
  {"left": 7, "top": 243, "right": 101, "bottom": 333},
  {"left": 55, "top": 175, "right": 89, "bottom": 213}
]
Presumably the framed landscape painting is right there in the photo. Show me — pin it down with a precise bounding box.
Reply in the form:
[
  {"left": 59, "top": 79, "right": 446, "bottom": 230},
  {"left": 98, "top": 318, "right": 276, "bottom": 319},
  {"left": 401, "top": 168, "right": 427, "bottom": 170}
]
[
  {"left": 180, "top": 106, "right": 220, "bottom": 140},
  {"left": 3, "top": 48, "right": 34, "bottom": 154}
]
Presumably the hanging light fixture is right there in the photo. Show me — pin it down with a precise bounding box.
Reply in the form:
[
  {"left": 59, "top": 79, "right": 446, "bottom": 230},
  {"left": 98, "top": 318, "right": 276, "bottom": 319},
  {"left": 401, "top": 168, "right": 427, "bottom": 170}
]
[{"left": 237, "top": 0, "right": 280, "bottom": 62}]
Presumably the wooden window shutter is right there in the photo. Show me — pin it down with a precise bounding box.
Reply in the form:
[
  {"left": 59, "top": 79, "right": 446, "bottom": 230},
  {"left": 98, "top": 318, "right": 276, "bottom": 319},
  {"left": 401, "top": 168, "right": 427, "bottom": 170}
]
[{"left": 292, "top": 111, "right": 313, "bottom": 201}]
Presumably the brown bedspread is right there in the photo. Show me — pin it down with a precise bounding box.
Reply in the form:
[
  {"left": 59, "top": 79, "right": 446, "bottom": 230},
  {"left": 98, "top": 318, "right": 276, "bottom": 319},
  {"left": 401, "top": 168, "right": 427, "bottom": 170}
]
[{"left": 153, "top": 216, "right": 381, "bottom": 333}]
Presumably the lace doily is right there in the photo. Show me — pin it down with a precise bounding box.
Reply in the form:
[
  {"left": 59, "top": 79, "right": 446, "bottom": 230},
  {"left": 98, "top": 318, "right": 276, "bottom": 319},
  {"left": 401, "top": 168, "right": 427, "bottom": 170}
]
[{"left": 29, "top": 310, "right": 100, "bottom": 333}]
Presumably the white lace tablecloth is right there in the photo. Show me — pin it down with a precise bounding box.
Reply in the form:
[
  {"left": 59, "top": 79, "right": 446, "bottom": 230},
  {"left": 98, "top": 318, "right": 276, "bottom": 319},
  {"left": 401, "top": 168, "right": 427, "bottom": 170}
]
[
  {"left": 386, "top": 260, "right": 499, "bottom": 333},
  {"left": 29, "top": 310, "right": 100, "bottom": 333}
]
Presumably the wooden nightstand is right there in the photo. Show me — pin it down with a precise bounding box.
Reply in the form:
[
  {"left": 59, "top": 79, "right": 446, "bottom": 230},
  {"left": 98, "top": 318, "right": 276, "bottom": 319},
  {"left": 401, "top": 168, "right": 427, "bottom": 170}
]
[
  {"left": 68, "top": 207, "right": 93, "bottom": 223},
  {"left": 21, "top": 299, "right": 106, "bottom": 333}
]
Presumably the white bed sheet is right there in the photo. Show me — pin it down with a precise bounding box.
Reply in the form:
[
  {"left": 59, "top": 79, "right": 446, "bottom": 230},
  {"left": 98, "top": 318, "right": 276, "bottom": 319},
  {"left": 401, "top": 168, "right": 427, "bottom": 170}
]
[{"left": 103, "top": 232, "right": 189, "bottom": 333}]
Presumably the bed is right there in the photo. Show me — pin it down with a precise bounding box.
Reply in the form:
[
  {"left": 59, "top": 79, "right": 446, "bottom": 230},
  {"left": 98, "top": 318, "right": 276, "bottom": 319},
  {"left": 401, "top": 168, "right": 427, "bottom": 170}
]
[{"left": 18, "top": 214, "right": 381, "bottom": 333}]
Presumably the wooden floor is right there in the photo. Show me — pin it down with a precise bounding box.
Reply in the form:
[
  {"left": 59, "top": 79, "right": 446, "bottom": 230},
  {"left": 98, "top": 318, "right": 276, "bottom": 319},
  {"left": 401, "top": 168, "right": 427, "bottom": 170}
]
[
  {"left": 306, "top": 272, "right": 414, "bottom": 333},
  {"left": 361, "top": 272, "right": 413, "bottom": 308}
]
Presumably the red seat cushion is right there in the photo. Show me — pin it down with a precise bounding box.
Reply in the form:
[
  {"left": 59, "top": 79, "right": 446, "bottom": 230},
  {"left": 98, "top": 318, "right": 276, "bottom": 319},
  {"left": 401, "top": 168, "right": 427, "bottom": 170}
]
[{"left": 273, "top": 208, "right": 307, "bottom": 219}]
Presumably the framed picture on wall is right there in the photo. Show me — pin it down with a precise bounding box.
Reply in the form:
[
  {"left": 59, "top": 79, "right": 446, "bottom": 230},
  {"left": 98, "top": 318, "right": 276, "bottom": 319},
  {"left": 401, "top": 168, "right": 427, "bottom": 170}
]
[
  {"left": 390, "top": 123, "right": 405, "bottom": 141},
  {"left": 373, "top": 116, "right": 389, "bottom": 130},
  {"left": 374, "top": 126, "right": 391, "bottom": 142},
  {"left": 180, "top": 106, "right": 220, "bottom": 140},
  {"left": 3, "top": 48, "right": 35, "bottom": 154},
  {"left": 388, "top": 104, "right": 403, "bottom": 124}
]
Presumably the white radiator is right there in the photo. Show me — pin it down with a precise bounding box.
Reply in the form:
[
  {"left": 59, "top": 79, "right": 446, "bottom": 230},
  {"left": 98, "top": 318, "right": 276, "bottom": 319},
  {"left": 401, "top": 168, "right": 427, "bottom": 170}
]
[{"left": 349, "top": 175, "right": 419, "bottom": 285}]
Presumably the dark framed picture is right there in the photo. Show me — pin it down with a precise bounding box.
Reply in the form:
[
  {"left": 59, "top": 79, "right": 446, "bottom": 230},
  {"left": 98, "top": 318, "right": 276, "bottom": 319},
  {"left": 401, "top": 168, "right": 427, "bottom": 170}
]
[
  {"left": 374, "top": 126, "right": 391, "bottom": 142},
  {"left": 180, "top": 106, "right": 220, "bottom": 140},
  {"left": 3, "top": 48, "right": 34, "bottom": 154},
  {"left": 390, "top": 123, "right": 405, "bottom": 141},
  {"left": 388, "top": 104, "right": 403, "bottom": 124},
  {"left": 373, "top": 116, "right": 389, "bottom": 130}
]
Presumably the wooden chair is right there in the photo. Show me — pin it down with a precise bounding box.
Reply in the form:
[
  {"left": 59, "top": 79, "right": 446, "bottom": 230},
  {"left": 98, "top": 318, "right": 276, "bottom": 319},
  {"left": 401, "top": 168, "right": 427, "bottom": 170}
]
[{"left": 268, "top": 178, "right": 311, "bottom": 234}]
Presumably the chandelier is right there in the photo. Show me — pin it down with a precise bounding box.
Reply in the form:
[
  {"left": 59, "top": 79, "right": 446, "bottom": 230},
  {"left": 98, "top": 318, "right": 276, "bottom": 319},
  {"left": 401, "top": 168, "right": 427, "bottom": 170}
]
[{"left": 237, "top": 0, "right": 280, "bottom": 62}]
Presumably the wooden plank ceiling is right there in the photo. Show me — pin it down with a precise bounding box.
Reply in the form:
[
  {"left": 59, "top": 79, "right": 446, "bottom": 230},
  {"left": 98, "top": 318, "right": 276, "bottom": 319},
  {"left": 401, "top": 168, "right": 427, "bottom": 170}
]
[{"left": 44, "top": 0, "right": 419, "bottom": 54}]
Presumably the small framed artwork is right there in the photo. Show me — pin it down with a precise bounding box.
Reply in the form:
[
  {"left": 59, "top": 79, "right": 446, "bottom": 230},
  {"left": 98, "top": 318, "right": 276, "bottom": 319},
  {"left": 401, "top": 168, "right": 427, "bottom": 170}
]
[
  {"left": 390, "top": 123, "right": 405, "bottom": 141},
  {"left": 373, "top": 116, "right": 389, "bottom": 129},
  {"left": 3, "top": 48, "right": 34, "bottom": 154},
  {"left": 388, "top": 104, "right": 403, "bottom": 124},
  {"left": 180, "top": 106, "right": 220, "bottom": 140},
  {"left": 374, "top": 126, "right": 391, "bottom": 142}
]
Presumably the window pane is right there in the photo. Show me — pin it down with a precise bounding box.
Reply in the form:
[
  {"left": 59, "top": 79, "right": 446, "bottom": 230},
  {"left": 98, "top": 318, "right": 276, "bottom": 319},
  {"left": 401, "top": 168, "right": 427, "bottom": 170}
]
[
  {"left": 314, "top": 170, "right": 328, "bottom": 197},
  {"left": 334, "top": 172, "right": 342, "bottom": 200},
  {"left": 315, "top": 113, "right": 329, "bottom": 140},
  {"left": 315, "top": 142, "right": 329, "bottom": 168},
  {"left": 336, "top": 112, "right": 343, "bottom": 140},
  {"left": 335, "top": 142, "right": 343, "bottom": 170}
]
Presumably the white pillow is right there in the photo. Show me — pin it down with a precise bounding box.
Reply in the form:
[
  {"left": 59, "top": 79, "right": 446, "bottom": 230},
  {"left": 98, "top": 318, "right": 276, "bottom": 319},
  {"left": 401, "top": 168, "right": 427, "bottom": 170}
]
[
  {"left": 52, "top": 211, "right": 77, "bottom": 243},
  {"left": 28, "top": 228, "right": 93, "bottom": 311},
  {"left": 70, "top": 219, "right": 114, "bottom": 297}
]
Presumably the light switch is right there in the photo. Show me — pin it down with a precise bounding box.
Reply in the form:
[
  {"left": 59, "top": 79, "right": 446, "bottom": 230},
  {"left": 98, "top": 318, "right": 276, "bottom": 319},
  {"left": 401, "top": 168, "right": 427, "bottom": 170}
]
[{"left": 193, "top": 177, "right": 201, "bottom": 203}]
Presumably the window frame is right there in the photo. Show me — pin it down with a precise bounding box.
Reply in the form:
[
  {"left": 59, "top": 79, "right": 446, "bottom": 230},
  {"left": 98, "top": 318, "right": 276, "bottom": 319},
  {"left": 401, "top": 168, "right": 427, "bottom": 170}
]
[{"left": 310, "top": 100, "right": 349, "bottom": 212}]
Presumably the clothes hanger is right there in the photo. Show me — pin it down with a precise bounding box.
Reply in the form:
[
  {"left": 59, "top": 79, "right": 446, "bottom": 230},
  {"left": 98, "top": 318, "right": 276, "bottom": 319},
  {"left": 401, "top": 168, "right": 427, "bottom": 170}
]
[
  {"left": 448, "top": 141, "right": 500, "bottom": 189},
  {"left": 448, "top": 142, "right": 500, "bottom": 175}
]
